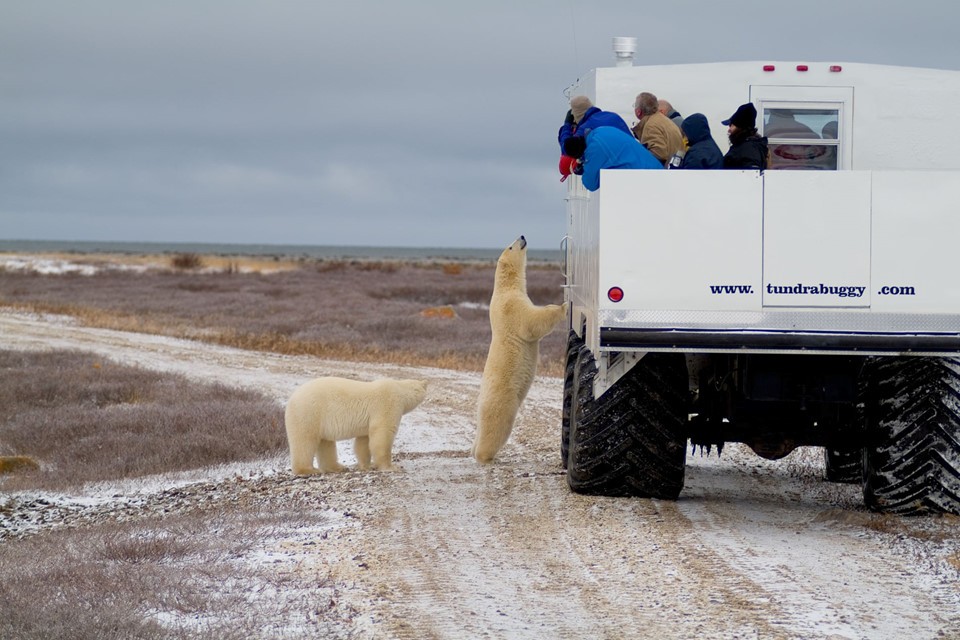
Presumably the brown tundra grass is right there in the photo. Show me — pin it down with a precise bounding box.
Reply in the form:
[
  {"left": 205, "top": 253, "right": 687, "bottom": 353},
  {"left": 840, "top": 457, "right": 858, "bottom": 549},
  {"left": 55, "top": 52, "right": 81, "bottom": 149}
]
[
  {"left": 0, "top": 498, "right": 345, "bottom": 639},
  {"left": 0, "top": 256, "right": 567, "bottom": 636},
  {"left": 2, "top": 258, "right": 958, "bottom": 636},
  {"left": 0, "top": 349, "right": 286, "bottom": 492},
  {"left": 0, "top": 349, "right": 308, "bottom": 638},
  {"left": 0, "top": 258, "right": 568, "bottom": 375}
]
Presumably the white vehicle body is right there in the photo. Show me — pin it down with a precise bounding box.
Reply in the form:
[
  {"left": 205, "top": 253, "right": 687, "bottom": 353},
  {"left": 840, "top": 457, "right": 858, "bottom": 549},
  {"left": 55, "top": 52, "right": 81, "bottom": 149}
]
[
  {"left": 560, "top": 47, "right": 960, "bottom": 514},
  {"left": 563, "top": 59, "right": 960, "bottom": 395}
]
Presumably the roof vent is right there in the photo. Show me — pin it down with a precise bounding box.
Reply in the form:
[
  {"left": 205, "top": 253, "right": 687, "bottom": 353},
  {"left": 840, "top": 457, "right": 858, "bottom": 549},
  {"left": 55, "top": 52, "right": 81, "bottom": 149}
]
[{"left": 612, "top": 37, "right": 637, "bottom": 67}]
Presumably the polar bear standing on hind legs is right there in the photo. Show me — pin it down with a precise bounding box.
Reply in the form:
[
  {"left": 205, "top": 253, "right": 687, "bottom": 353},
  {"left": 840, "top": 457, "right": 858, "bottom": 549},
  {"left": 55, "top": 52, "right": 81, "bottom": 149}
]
[{"left": 473, "top": 235, "right": 568, "bottom": 463}]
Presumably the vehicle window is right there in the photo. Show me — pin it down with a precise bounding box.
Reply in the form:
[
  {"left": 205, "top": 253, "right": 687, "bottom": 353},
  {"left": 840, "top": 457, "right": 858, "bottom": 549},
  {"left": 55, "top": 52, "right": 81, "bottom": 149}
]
[{"left": 763, "top": 107, "right": 840, "bottom": 170}]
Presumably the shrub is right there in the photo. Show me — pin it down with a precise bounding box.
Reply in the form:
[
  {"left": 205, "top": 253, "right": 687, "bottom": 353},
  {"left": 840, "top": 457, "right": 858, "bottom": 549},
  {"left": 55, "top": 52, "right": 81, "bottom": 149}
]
[{"left": 170, "top": 253, "right": 203, "bottom": 270}]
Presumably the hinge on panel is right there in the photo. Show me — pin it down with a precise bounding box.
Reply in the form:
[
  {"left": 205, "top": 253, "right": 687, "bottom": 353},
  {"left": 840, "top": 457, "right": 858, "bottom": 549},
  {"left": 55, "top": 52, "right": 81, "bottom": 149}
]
[{"left": 594, "top": 350, "right": 645, "bottom": 398}]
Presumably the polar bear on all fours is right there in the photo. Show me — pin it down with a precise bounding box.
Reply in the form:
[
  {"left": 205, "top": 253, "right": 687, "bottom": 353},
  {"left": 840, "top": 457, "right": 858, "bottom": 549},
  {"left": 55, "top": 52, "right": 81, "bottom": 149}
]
[
  {"left": 284, "top": 376, "right": 428, "bottom": 475},
  {"left": 473, "top": 235, "right": 567, "bottom": 463}
]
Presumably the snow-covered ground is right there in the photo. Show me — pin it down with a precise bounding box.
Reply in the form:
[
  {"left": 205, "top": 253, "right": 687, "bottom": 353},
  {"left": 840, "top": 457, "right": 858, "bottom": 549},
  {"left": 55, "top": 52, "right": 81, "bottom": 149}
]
[
  {"left": 0, "top": 254, "right": 150, "bottom": 275},
  {"left": 1, "top": 310, "right": 958, "bottom": 639}
]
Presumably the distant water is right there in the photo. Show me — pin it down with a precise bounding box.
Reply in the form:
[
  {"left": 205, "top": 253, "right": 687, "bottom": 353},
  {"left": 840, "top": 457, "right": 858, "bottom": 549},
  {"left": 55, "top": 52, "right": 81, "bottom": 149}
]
[{"left": 0, "top": 239, "right": 562, "bottom": 263}]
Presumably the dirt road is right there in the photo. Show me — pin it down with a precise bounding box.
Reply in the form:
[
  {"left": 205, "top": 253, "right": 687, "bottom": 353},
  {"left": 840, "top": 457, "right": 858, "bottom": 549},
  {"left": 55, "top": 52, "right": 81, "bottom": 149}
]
[{"left": 2, "top": 311, "right": 959, "bottom": 639}]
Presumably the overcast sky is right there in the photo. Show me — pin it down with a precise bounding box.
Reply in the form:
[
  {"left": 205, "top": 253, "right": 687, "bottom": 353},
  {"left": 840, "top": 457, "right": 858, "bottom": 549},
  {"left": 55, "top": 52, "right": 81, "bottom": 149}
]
[{"left": 3, "top": 1, "right": 960, "bottom": 249}]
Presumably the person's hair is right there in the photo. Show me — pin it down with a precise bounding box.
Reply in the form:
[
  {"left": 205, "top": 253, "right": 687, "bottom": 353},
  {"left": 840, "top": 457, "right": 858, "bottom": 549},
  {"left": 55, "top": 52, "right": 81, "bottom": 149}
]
[
  {"left": 658, "top": 99, "right": 674, "bottom": 114},
  {"left": 634, "top": 92, "right": 659, "bottom": 117},
  {"left": 729, "top": 127, "right": 758, "bottom": 145}
]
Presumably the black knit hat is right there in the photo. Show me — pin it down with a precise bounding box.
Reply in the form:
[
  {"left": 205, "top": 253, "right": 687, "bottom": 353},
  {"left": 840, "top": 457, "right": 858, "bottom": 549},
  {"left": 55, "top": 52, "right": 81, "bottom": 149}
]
[{"left": 722, "top": 103, "right": 757, "bottom": 129}]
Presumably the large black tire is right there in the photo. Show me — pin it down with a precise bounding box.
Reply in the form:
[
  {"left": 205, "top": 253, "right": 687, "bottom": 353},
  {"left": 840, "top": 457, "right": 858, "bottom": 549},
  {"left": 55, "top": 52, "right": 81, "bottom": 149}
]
[
  {"left": 861, "top": 357, "right": 960, "bottom": 515},
  {"left": 561, "top": 331, "right": 580, "bottom": 469},
  {"left": 823, "top": 447, "right": 861, "bottom": 483},
  {"left": 566, "top": 345, "right": 687, "bottom": 498}
]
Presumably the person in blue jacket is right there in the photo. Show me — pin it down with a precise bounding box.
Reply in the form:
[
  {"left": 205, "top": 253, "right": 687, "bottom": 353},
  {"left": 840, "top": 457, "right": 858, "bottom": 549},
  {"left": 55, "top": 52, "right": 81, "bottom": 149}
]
[
  {"left": 562, "top": 126, "right": 663, "bottom": 191},
  {"left": 679, "top": 113, "right": 724, "bottom": 169},
  {"left": 558, "top": 95, "right": 631, "bottom": 153}
]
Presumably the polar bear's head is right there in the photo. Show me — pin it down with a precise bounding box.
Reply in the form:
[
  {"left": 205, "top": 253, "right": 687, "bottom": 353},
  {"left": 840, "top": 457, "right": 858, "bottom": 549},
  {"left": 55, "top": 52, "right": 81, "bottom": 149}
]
[
  {"left": 495, "top": 235, "right": 527, "bottom": 292},
  {"left": 395, "top": 379, "right": 428, "bottom": 412}
]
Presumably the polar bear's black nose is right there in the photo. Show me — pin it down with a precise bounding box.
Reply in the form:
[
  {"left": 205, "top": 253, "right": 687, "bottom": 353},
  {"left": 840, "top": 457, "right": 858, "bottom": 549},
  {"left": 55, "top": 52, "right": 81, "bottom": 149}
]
[{"left": 519, "top": 235, "right": 527, "bottom": 249}]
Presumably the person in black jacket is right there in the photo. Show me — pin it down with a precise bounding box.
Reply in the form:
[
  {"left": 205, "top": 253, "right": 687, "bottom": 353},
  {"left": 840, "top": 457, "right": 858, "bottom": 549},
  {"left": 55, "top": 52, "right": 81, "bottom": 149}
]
[
  {"left": 679, "top": 113, "right": 723, "bottom": 169},
  {"left": 721, "top": 103, "right": 768, "bottom": 170}
]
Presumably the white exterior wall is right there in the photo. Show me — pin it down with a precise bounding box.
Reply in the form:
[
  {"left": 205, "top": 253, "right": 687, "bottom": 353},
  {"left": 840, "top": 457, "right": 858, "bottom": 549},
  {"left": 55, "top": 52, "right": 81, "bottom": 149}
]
[
  {"left": 564, "top": 60, "right": 960, "bottom": 357},
  {"left": 569, "top": 61, "right": 960, "bottom": 170},
  {"left": 565, "top": 169, "right": 960, "bottom": 354}
]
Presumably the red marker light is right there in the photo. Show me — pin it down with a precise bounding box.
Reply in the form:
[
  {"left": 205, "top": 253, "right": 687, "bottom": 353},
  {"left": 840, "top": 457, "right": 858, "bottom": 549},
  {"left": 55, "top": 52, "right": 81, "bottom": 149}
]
[
  {"left": 796, "top": 64, "right": 809, "bottom": 72},
  {"left": 763, "top": 65, "right": 775, "bottom": 72},
  {"left": 607, "top": 287, "right": 624, "bottom": 303},
  {"left": 829, "top": 65, "right": 843, "bottom": 72}
]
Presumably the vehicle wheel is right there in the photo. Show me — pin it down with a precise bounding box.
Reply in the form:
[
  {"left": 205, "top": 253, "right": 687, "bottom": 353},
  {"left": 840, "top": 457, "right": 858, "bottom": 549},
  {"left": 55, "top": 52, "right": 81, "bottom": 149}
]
[
  {"left": 566, "top": 348, "right": 687, "bottom": 498},
  {"left": 823, "top": 448, "right": 861, "bottom": 483},
  {"left": 560, "top": 331, "right": 581, "bottom": 469},
  {"left": 861, "top": 356, "right": 960, "bottom": 515}
]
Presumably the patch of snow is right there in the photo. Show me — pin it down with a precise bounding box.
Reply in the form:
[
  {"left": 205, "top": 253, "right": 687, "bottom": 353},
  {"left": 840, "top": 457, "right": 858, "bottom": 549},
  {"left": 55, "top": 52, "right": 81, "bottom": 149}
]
[
  {"left": 0, "top": 254, "right": 153, "bottom": 275},
  {"left": 457, "top": 301, "right": 489, "bottom": 310},
  {"left": 679, "top": 445, "right": 960, "bottom": 640}
]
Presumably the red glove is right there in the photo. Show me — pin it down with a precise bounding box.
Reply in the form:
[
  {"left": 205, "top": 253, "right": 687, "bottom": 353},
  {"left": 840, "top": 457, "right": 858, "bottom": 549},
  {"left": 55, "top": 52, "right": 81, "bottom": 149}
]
[{"left": 559, "top": 155, "right": 578, "bottom": 182}]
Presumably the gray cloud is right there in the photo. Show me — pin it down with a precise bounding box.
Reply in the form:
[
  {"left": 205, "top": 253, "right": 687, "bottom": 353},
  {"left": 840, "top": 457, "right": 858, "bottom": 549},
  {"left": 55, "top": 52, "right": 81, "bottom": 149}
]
[{"left": 3, "top": 1, "right": 960, "bottom": 248}]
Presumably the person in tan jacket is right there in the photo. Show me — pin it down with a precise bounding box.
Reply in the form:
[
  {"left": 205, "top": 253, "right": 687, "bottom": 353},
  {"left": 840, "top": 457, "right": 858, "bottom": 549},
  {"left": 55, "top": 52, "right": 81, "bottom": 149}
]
[{"left": 631, "top": 92, "right": 684, "bottom": 165}]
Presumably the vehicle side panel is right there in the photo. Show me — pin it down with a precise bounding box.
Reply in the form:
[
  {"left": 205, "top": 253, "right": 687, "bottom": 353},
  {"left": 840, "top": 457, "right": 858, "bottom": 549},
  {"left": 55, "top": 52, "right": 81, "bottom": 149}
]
[{"left": 564, "top": 170, "right": 960, "bottom": 353}]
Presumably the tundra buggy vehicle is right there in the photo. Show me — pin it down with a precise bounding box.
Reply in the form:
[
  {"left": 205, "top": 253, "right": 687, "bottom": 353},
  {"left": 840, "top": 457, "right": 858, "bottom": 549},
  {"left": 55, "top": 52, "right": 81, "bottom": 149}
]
[{"left": 561, "top": 39, "right": 960, "bottom": 515}]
